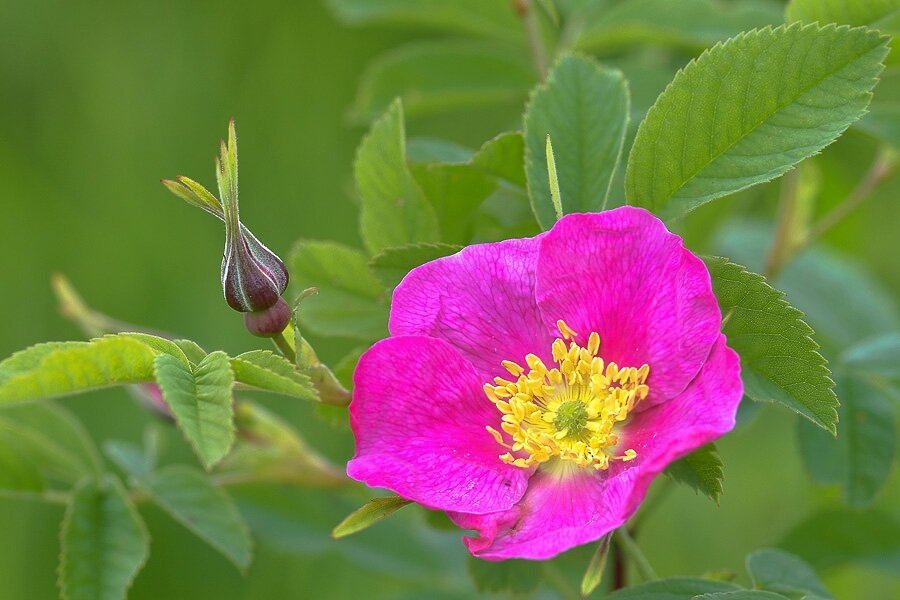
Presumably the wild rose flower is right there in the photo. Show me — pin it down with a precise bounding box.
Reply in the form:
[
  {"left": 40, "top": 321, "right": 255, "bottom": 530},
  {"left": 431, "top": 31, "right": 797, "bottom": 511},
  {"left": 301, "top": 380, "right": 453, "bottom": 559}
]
[{"left": 347, "top": 207, "right": 743, "bottom": 560}]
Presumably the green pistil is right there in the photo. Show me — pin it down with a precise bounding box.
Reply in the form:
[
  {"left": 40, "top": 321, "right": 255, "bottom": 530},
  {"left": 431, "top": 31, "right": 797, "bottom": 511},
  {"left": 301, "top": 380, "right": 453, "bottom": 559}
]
[{"left": 554, "top": 400, "right": 588, "bottom": 437}]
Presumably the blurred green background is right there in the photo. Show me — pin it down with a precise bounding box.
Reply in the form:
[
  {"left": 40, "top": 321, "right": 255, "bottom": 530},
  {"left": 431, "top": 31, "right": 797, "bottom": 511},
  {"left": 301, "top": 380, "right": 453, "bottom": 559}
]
[{"left": 1, "top": 0, "right": 898, "bottom": 598}]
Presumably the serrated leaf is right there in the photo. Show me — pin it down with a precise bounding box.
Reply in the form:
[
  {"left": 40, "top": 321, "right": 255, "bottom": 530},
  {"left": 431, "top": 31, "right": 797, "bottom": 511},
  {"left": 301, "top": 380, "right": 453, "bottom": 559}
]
[
  {"left": 466, "top": 556, "right": 541, "bottom": 595},
  {"left": 664, "top": 443, "right": 724, "bottom": 502},
  {"left": 608, "top": 577, "right": 741, "bottom": 598},
  {"left": 154, "top": 351, "right": 235, "bottom": 470},
  {"left": 841, "top": 332, "right": 900, "bottom": 380},
  {"left": 325, "top": 0, "right": 524, "bottom": 43},
  {"left": 351, "top": 41, "right": 533, "bottom": 122},
  {"left": 705, "top": 257, "right": 838, "bottom": 433},
  {"left": 230, "top": 350, "right": 317, "bottom": 402},
  {"left": 59, "top": 476, "right": 149, "bottom": 600},
  {"left": 0, "top": 336, "right": 160, "bottom": 404},
  {"left": 797, "top": 376, "right": 895, "bottom": 506},
  {"left": 289, "top": 240, "right": 388, "bottom": 340},
  {"left": 779, "top": 509, "right": 900, "bottom": 570},
  {"left": 0, "top": 402, "right": 103, "bottom": 489},
  {"left": 627, "top": 23, "right": 889, "bottom": 221},
  {"left": 355, "top": 98, "right": 439, "bottom": 255},
  {"left": 173, "top": 339, "right": 208, "bottom": 365},
  {"left": 746, "top": 548, "right": 833, "bottom": 599},
  {"left": 369, "top": 243, "right": 461, "bottom": 288},
  {"left": 142, "top": 465, "right": 253, "bottom": 570},
  {"left": 331, "top": 496, "right": 412, "bottom": 539},
  {"left": 471, "top": 131, "right": 526, "bottom": 187},
  {"left": 574, "top": 0, "right": 782, "bottom": 53},
  {"left": 694, "top": 592, "right": 790, "bottom": 599},
  {"left": 524, "top": 54, "right": 629, "bottom": 228}
]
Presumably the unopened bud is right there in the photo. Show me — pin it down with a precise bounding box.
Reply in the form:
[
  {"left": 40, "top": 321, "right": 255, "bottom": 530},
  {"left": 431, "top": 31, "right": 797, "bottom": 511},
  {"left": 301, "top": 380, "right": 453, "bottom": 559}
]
[
  {"left": 222, "top": 232, "right": 289, "bottom": 312},
  {"left": 244, "top": 297, "right": 291, "bottom": 337}
]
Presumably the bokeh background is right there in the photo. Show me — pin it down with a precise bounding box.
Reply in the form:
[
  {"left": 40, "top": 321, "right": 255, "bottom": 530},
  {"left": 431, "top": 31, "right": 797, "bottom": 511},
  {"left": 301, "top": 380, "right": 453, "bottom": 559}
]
[{"left": 1, "top": 1, "right": 898, "bottom": 598}]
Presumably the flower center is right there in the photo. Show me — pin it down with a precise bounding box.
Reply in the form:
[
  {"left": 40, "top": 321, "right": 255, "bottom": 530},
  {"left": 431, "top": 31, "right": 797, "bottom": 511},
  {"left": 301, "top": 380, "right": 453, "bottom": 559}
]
[{"left": 485, "top": 320, "right": 650, "bottom": 471}]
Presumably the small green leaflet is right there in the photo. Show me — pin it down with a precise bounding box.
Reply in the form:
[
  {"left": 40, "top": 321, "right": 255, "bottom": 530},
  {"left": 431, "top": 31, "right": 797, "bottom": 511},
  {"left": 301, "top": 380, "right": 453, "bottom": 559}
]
[
  {"left": 355, "top": 98, "right": 440, "bottom": 255},
  {"left": 369, "top": 243, "right": 461, "bottom": 288},
  {"left": 331, "top": 496, "right": 412, "bottom": 539},
  {"left": 466, "top": 556, "right": 541, "bottom": 595},
  {"left": 289, "top": 239, "right": 388, "bottom": 341},
  {"left": 705, "top": 257, "right": 838, "bottom": 434},
  {"left": 609, "top": 577, "right": 741, "bottom": 598},
  {"left": 230, "top": 350, "right": 318, "bottom": 402},
  {"left": 580, "top": 533, "right": 612, "bottom": 598},
  {"left": 627, "top": 23, "right": 889, "bottom": 221},
  {"left": 59, "top": 476, "right": 149, "bottom": 600},
  {"left": 524, "top": 54, "right": 629, "bottom": 229},
  {"left": 746, "top": 548, "right": 834, "bottom": 599},
  {"left": 153, "top": 351, "right": 235, "bottom": 470},
  {"left": 664, "top": 443, "right": 725, "bottom": 503}
]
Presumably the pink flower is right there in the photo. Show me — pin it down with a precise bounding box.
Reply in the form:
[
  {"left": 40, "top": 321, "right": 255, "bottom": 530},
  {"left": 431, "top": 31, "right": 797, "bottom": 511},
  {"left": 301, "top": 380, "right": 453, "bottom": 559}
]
[{"left": 347, "top": 207, "right": 742, "bottom": 560}]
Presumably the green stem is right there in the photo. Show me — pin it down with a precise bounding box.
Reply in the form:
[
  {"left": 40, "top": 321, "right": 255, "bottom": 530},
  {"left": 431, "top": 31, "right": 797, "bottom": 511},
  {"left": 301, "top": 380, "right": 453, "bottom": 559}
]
[
  {"left": 763, "top": 168, "right": 801, "bottom": 278},
  {"left": 512, "top": 0, "right": 548, "bottom": 80},
  {"left": 272, "top": 331, "right": 296, "bottom": 363},
  {"left": 616, "top": 527, "right": 657, "bottom": 582}
]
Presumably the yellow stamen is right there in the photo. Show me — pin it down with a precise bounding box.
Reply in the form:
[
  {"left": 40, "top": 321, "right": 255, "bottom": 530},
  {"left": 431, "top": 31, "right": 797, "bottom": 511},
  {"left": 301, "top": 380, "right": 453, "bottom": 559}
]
[{"left": 485, "top": 323, "right": 650, "bottom": 471}]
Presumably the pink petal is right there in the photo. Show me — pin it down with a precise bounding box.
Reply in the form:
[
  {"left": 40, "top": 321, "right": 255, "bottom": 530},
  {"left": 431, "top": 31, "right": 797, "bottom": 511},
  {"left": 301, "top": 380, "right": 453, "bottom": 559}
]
[
  {"left": 389, "top": 236, "right": 555, "bottom": 381},
  {"left": 535, "top": 207, "right": 721, "bottom": 405},
  {"left": 451, "top": 336, "right": 741, "bottom": 560},
  {"left": 347, "top": 335, "right": 530, "bottom": 514}
]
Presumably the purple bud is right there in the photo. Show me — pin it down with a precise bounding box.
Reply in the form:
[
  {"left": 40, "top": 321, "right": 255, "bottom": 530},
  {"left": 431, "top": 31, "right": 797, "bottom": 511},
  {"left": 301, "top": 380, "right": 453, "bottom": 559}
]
[
  {"left": 222, "top": 230, "right": 289, "bottom": 313},
  {"left": 244, "top": 297, "right": 292, "bottom": 337}
]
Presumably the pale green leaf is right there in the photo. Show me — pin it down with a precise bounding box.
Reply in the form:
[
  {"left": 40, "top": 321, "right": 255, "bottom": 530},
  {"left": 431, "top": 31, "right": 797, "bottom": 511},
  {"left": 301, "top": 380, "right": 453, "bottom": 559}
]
[
  {"left": 664, "top": 443, "right": 725, "bottom": 503},
  {"left": 153, "top": 351, "right": 235, "bottom": 470},
  {"left": 0, "top": 336, "right": 159, "bottom": 404},
  {"left": 580, "top": 534, "right": 612, "bottom": 598},
  {"left": 355, "top": 98, "right": 439, "bottom": 254},
  {"left": 797, "top": 376, "right": 895, "bottom": 506},
  {"left": 173, "top": 339, "right": 208, "bottom": 365},
  {"left": 524, "top": 54, "right": 629, "bottom": 228},
  {"left": 59, "top": 476, "right": 149, "bottom": 600},
  {"left": 331, "top": 496, "right": 412, "bottom": 539},
  {"left": 351, "top": 41, "right": 533, "bottom": 122},
  {"left": 841, "top": 332, "right": 900, "bottom": 379},
  {"left": 230, "top": 350, "right": 317, "bottom": 402},
  {"left": 627, "top": 24, "right": 889, "bottom": 221},
  {"left": 289, "top": 240, "right": 388, "bottom": 340},
  {"left": 705, "top": 257, "right": 837, "bottom": 433},
  {"left": 787, "top": 0, "right": 900, "bottom": 30},
  {"left": 325, "top": 0, "right": 524, "bottom": 43},
  {"left": 369, "top": 243, "right": 461, "bottom": 289},
  {"left": 143, "top": 466, "right": 253, "bottom": 570},
  {"left": 779, "top": 509, "right": 900, "bottom": 570},
  {"left": 574, "top": 0, "right": 782, "bottom": 53},
  {"left": 467, "top": 556, "right": 541, "bottom": 594},
  {"left": 747, "top": 548, "right": 833, "bottom": 599},
  {"left": 608, "top": 577, "right": 741, "bottom": 598}
]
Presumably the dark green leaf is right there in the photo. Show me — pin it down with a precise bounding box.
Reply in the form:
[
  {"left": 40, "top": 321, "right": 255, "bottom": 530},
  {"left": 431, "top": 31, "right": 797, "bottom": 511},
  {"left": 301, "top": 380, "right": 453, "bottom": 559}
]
[
  {"left": 664, "top": 443, "right": 725, "bottom": 502},
  {"left": 230, "top": 350, "right": 317, "bottom": 402},
  {"left": 627, "top": 24, "right": 889, "bottom": 221},
  {"left": 59, "top": 476, "right": 149, "bottom": 600},
  {"left": 524, "top": 54, "right": 629, "bottom": 228},
  {"left": 369, "top": 243, "right": 461, "bottom": 288},
  {"left": 746, "top": 548, "right": 833, "bottom": 599},
  {"left": 705, "top": 257, "right": 838, "bottom": 433},
  {"left": 609, "top": 577, "right": 741, "bottom": 598},
  {"left": 779, "top": 509, "right": 900, "bottom": 570},
  {"left": 153, "top": 351, "right": 235, "bottom": 470},
  {"left": 331, "top": 496, "right": 412, "bottom": 539},
  {"left": 467, "top": 556, "right": 541, "bottom": 594}
]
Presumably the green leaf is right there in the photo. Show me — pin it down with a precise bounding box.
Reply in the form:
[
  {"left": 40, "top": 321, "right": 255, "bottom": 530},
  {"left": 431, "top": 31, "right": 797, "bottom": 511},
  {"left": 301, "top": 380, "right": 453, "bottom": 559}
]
[
  {"left": 581, "top": 534, "right": 612, "bottom": 598},
  {"left": 104, "top": 441, "right": 151, "bottom": 481},
  {"left": 746, "top": 548, "right": 833, "bottom": 599},
  {"left": 609, "top": 577, "right": 741, "bottom": 598},
  {"left": 355, "top": 98, "right": 439, "bottom": 255},
  {"left": 407, "top": 137, "right": 473, "bottom": 163},
  {"left": 331, "top": 496, "right": 412, "bottom": 539},
  {"left": 841, "top": 332, "right": 900, "bottom": 380},
  {"left": 856, "top": 101, "right": 900, "bottom": 147},
  {"left": 779, "top": 509, "right": 900, "bottom": 570},
  {"left": 627, "top": 24, "right": 889, "bottom": 221},
  {"left": 411, "top": 163, "right": 497, "bottom": 243},
  {"left": 0, "top": 336, "right": 160, "bottom": 404},
  {"left": 351, "top": 41, "right": 533, "bottom": 122},
  {"left": 705, "top": 257, "right": 838, "bottom": 433},
  {"left": 325, "top": 0, "right": 524, "bottom": 43},
  {"left": 467, "top": 556, "right": 541, "bottom": 595},
  {"left": 230, "top": 350, "right": 317, "bottom": 402},
  {"left": 59, "top": 476, "right": 149, "bottom": 600},
  {"left": 142, "top": 465, "right": 253, "bottom": 570},
  {"left": 369, "top": 243, "right": 461, "bottom": 288},
  {"left": 471, "top": 131, "right": 526, "bottom": 187},
  {"left": 694, "top": 592, "right": 790, "bottom": 599},
  {"left": 173, "top": 339, "right": 208, "bottom": 365},
  {"left": 664, "top": 443, "right": 725, "bottom": 503},
  {"left": 0, "top": 402, "right": 103, "bottom": 489},
  {"left": 153, "top": 351, "right": 235, "bottom": 470},
  {"left": 797, "top": 376, "right": 896, "bottom": 506},
  {"left": 574, "top": 0, "right": 782, "bottom": 53},
  {"left": 289, "top": 240, "right": 388, "bottom": 341},
  {"left": 787, "top": 0, "right": 900, "bottom": 30},
  {"left": 524, "top": 54, "right": 629, "bottom": 229}
]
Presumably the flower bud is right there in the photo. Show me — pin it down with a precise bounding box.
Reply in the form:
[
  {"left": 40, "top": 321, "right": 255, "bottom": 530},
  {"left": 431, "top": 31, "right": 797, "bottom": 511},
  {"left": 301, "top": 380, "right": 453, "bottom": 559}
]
[
  {"left": 244, "top": 297, "right": 291, "bottom": 337},
  {"left": 222, "top": 230, "right": 289, "bottom": 312}
]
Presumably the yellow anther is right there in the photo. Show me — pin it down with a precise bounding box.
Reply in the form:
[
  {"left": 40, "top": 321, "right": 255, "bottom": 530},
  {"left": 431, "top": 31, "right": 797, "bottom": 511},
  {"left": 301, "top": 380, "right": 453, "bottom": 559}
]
[
  {"left": 557, "top": 319, "right": 578, "bottom": 340},
  {"left": 502, "top": 360, "right": 524, "bottom": 377}
]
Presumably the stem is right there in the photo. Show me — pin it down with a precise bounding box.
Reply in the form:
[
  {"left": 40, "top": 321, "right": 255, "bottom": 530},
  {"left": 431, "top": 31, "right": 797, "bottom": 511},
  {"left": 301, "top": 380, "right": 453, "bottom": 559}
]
[
  {"left": 615, "top": 527, "right": 658, "bottom": 582},
  {"left": 763, "top": 168, "right": 801, "bottom": 278},
  {"left": 512, "top": 0, "right": 548, "bottom": 80},
  {"left": 611, "top": 543, "right": 625, "bottom": 591},
  {"left": 272, "top": 331, "right": 296, "bottom": 363}
]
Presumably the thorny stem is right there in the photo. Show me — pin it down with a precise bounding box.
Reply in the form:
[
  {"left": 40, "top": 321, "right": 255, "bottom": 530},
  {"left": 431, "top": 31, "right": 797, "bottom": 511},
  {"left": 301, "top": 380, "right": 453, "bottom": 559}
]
[
  {"left": 616, "top": 527, "right": 658, "bottom": 583},
  {"left": 512, "top": 0, "right": 548, "bottom": 81}
]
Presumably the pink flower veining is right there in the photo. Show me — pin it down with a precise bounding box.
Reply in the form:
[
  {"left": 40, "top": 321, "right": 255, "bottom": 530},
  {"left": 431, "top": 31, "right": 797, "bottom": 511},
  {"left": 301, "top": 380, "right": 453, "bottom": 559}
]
[{"left": 346, "top": 207, "right": 743, "bottom": 560}]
